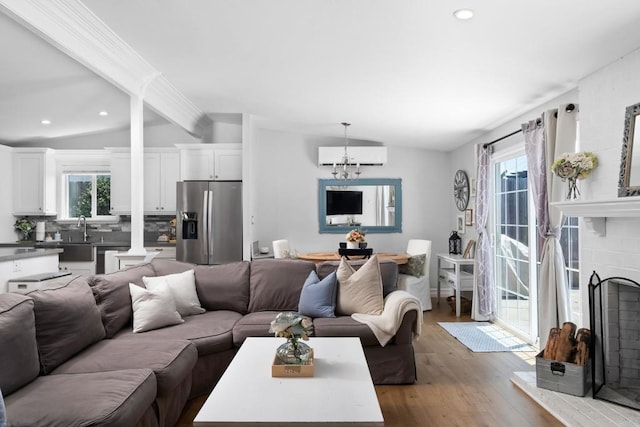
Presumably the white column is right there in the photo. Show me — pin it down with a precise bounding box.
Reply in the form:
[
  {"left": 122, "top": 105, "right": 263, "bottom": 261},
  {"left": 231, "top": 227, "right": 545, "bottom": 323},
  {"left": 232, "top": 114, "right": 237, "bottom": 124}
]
[
  {"left": 128, "top": 94, "right": 146, "bottom": 255},
  {"left": 242, "top": 113, "right": 252, "bottom": 261}
]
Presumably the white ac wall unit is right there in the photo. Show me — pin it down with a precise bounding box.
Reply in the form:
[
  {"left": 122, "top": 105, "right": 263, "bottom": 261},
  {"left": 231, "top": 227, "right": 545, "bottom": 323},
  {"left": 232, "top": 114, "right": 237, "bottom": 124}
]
[{"left": 318, "top": 146, "right": 387, "bottom": 166}]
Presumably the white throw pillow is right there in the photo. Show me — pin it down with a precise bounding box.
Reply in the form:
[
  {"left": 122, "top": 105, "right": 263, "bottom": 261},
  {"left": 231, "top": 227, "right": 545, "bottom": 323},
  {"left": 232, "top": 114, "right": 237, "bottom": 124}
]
[
  {"left": 129, "top": 282, "right": 183, "bottom": 333},
  {"left": 336, "top": 255, "right": 384, "bottom": 315},
  {"left": 143, "top": 270, "right": 205, "bottom": 317}
]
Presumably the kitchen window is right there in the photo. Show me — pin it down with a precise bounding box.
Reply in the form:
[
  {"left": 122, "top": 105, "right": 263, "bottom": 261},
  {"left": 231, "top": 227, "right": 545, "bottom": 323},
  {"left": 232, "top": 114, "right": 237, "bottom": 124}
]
[{"left": 62, "top": 173, "right": 112, "bottom": 219}]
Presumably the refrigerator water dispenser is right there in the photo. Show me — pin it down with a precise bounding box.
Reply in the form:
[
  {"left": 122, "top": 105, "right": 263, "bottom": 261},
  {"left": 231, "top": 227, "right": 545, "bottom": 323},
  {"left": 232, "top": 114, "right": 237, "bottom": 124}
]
[{"left": 182, "top": 212, "right": 198, "bottom": 239}]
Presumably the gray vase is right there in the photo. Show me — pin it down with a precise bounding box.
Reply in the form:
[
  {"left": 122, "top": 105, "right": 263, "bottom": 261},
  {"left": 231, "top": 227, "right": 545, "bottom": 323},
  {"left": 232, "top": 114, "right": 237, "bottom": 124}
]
[{"left": 276, "top": 338, "right": 312, "bottom": 365}]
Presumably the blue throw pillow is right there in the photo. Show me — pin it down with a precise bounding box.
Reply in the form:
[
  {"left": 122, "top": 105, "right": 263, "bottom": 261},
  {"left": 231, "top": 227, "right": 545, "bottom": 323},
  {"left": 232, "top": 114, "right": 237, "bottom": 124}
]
[{"left": 298, "top": 271, "right": 337, "bottom": 318}]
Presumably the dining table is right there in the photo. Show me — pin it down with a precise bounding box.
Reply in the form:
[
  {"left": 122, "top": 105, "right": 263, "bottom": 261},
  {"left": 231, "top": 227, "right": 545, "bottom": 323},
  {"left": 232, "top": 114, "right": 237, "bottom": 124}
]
[{"left": 296, "top": 251, "right": 410, "bottom": 264}]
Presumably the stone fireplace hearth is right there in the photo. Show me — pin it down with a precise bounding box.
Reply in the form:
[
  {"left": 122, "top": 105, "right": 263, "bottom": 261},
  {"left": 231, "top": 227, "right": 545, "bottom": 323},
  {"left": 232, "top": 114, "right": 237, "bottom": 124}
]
[
  {"left": 589, "top": 272, "right": 640, "bottom": 411},
  {"left": 511, "top": 371, "right": 640, "bottom": 425}
]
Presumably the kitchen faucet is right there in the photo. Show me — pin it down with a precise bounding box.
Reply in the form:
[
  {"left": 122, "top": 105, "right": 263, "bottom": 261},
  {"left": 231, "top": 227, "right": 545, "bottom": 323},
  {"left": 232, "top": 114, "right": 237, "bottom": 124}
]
[{"left": 77, "top": 215, "right": 89, "bottom": 242}]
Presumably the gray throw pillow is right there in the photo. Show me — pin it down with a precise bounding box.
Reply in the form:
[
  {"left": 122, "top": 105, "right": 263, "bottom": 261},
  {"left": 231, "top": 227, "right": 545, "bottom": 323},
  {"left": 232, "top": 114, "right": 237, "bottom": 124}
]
[
  {"left": 248, "top": 259, "right": 316, "bottom": 312},
  {"left": 29, "top": 276, "right": 106, "bottom": 374},
  {"left": 90, "top": 263, "right": 156, "bottom": 337},
  {"left": 0, "top": 293, "right": 40, "bottom": 395},
  {"left": 298, "top": 271, "right": 337, "bottom": 318},
  {"left": 152, "top": 259, "right": 252, "bottom": 314},
  {"left": 399, "top": 254, "right": 426, "bottom": 278}
]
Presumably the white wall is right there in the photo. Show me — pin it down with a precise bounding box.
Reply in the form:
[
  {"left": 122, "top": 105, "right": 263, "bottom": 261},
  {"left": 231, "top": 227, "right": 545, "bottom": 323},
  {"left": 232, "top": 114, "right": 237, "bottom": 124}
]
[
  {"left": 0, "top": 145, "right": 14, "bottom": 241},
  {"left": 251, "top": 128, "right": 451, "bottom": 287},
  {"left": 448, "top": 142, "right": 478, "bottom": 250},
  {"left": 450, "top": 46, "right": 640, "bottom": 326},
  {"left": 449, "top": 89, "right": 580, "bottom": 251},
  {"left": 578, "top": 48, "right": 640, "bottom": 287}
]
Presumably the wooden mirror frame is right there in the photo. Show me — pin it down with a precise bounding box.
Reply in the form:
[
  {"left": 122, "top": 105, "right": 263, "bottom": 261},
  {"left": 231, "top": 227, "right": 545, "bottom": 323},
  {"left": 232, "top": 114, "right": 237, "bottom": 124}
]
[{"left": 619, "top": 102, "right": 640, "bottom": 197}]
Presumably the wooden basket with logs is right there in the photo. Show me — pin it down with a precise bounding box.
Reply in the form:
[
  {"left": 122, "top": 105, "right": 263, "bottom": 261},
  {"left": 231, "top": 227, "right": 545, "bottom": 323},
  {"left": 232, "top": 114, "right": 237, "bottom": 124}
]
[{"left": 543, "top": 322, "right": 590, "bottom": 365}]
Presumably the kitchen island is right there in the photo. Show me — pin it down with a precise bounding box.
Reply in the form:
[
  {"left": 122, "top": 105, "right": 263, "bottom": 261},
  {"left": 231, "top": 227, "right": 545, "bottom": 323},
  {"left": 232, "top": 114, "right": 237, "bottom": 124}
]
[{"left": 0, "top": 248, "right": 62, "bottom": 293}]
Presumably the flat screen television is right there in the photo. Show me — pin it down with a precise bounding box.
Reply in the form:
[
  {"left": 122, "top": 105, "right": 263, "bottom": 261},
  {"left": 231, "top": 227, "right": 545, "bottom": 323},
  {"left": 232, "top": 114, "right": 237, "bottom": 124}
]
[{"left": 326, "top": 190, "right": 363, "bottom": 215}]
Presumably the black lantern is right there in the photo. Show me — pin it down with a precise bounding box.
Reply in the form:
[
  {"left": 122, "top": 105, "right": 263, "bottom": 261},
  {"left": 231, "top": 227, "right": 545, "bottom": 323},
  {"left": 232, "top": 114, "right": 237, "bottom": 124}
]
[{"left": 449, "top": 231, "right": 462, "bottom": 255}]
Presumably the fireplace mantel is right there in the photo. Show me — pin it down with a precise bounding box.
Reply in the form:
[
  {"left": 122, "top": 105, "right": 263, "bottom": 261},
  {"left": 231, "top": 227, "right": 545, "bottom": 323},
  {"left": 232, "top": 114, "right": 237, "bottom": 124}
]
[{"left": 551, "top": 198, "right": 640, "bottom": 236}]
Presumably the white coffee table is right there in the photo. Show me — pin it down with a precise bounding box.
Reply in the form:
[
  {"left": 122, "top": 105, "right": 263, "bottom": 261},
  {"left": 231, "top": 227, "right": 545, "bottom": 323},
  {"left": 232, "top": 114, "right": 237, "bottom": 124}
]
[{"left": 194, "top": 337, "right": 384, "bottom": 426}]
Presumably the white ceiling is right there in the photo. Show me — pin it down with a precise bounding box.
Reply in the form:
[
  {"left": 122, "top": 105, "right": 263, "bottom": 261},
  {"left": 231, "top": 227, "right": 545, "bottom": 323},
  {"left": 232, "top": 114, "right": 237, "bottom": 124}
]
[
  {"left": 0, "top": 10, "right": 165, "bottom": 144},
  {"left": 3, "top": 1, "right": 640, "bottom": 151}
]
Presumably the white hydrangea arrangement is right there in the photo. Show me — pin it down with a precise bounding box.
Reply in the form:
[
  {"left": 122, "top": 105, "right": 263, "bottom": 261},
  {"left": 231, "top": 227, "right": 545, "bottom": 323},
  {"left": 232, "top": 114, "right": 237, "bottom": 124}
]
[
  {"left": 551, "top": 152, "right": 598, "bottom": 180},
  {"left": 551, "top": 152, "right": 598, "bottom": 199}
]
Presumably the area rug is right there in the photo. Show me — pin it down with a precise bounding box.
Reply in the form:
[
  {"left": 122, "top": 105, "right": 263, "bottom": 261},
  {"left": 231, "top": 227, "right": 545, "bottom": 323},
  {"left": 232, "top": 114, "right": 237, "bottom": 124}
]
[{"left": 438, "top": 322, "right": 536, "bottom": 352}]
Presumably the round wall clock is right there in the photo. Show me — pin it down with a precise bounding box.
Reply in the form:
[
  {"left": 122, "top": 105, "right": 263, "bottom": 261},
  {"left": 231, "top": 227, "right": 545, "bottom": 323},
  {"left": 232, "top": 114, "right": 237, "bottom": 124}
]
[{"left": 454, "top": 170, "right": 470, "bottom": 211}]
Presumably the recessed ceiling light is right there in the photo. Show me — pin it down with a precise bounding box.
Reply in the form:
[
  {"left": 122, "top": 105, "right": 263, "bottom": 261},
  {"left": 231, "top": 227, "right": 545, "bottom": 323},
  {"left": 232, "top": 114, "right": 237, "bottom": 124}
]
[
  {"left": 41, "top": 119, "right": 51, "bottom": 125},
  {"left": 453, "top": 9, "right": 474, "bottom": 20},
  {"left": 99, "top": 111, "right": 109, "bottom": 116}
]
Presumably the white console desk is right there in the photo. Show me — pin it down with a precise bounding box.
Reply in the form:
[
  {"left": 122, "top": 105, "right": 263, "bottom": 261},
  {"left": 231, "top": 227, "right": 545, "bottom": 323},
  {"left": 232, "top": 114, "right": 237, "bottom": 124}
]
[{"left": 437, "top": 253, "right": 475, "bottom": 317}]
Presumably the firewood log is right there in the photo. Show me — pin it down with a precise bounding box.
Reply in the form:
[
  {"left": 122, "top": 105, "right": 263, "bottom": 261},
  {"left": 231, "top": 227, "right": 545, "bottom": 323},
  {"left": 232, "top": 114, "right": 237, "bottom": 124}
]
[
  {"left": 554, "top": 322, "right": 577, "bottom": 362},
  {"left": 573, "top": 328, "right": 591, "bottom": 366},
  {"left": 543, "top": 328, "right": 560, "bottom": 360}
]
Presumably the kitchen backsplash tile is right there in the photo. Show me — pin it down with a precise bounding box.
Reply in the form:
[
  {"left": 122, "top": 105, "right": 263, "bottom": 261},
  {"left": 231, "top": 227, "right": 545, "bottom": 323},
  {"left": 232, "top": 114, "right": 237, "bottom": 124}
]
[{"left": 15, "top": 215, "right": 175, "bottom": 243}]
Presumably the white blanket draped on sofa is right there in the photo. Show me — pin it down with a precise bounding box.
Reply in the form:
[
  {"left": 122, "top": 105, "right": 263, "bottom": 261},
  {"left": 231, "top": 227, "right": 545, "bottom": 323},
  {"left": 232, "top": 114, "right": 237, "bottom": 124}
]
[{"left": 351, "top": 290, "right": 423, "bottom": 346}]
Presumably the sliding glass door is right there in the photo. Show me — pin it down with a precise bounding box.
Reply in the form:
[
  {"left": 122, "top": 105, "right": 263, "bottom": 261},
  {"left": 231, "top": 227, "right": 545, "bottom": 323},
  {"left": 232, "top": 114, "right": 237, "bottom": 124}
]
[
  {"left": 491, "top": 146, "right": 582, "bottom": 344},
  {"left": 492, "top": 150, "right": 538, "bottom": 342}
]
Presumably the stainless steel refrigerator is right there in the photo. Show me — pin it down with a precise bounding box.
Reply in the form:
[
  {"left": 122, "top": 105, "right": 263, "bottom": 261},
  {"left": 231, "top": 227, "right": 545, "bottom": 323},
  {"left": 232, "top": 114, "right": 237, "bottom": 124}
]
[{"left": 176, "top": 181, "right": 242, "bottom": 264}]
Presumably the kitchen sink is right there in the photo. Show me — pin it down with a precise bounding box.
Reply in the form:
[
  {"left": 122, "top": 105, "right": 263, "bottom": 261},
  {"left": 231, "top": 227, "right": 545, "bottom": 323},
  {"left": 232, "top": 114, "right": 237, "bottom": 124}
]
[{"left": 59, "top": 243, "right": 94, "bottom": 262}]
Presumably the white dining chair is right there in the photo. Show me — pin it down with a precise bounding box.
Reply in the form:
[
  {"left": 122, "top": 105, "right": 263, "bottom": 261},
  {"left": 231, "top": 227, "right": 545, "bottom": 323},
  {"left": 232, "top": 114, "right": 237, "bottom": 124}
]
[
  {"left": 272, "top": 239, "right": 291, "bottom": 259},
  {"left": 397, "top": 239, "right": 432, "bottom": 311}
]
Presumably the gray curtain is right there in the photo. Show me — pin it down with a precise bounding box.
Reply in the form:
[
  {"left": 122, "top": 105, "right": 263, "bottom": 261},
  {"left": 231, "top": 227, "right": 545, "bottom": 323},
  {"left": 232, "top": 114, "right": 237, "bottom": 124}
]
[
  {"left": 522, "top": 105, "right": 577, "bottom": 347},
  {"left": 472, "top": 144, "right": 495, "bottom": 320}
]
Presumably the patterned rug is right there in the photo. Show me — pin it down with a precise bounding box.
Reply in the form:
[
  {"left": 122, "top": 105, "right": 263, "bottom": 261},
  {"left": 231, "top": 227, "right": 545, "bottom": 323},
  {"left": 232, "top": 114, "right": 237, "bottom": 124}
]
[{"left": 438, "top": 321, "right": 537, "bottom": 352}]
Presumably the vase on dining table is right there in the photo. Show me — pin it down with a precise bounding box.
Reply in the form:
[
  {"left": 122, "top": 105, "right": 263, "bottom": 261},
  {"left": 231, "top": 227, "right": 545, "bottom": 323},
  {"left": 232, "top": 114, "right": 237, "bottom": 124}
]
[{"left": 346, "top": 241, "right": 359, "bottom": 249}]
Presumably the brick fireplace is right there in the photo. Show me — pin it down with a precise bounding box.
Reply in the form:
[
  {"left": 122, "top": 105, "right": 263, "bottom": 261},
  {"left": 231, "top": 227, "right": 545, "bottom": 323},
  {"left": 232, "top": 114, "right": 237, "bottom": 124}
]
[{"left": 589, "top": 272, "right": 640, "bottom": 410}]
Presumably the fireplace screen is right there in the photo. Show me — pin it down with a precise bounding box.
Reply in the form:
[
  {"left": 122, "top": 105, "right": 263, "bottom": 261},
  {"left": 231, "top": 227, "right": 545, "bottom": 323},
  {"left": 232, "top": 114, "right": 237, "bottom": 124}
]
[{"left": 589, "top": 272, "right": 640, "bottom": 410}]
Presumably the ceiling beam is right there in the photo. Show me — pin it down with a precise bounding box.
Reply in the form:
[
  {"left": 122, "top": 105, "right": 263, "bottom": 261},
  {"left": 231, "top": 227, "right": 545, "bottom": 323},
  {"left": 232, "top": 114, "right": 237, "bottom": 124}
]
[{"left": 0, "top": 0, "right": 212, "bottom": 137}]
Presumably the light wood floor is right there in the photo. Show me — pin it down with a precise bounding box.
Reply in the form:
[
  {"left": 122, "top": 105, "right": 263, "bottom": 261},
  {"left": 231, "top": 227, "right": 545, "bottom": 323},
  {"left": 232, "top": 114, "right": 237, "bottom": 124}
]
[{"left": 177, "top": 298, "right": 562, "bottom": 427}]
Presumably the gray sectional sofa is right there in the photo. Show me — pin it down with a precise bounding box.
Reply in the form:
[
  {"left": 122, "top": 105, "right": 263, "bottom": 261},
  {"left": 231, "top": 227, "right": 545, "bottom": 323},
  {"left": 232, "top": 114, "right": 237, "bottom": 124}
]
[{"left": 0, "top": 257, "right": 419, "bottom": 427}]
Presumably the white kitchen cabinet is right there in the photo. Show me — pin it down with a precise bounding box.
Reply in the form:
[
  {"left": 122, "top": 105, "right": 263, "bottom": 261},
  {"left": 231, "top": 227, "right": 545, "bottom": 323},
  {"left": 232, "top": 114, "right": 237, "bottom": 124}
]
[
  {"left": 144, "top": 150, "right": 180, "bottom": 214},
  {"left": 109, "top": 148, "right": 179, "bottom": 215},
  {"left": 144, "top": 246, "right": 176, "bottom": 260},
  {"left": 13, "top": 148, "right": 57, "bottom": 215},
  {"left": 108, "top": 150, "right": 132, "bottom": 214},
  {"left": 213, "top": 149, "right": 242, "bottom": 180},
  {"left": 180, "top": 148, "right": 214, "bottom": 180},
  {"left": 0, "top": 254, "right": 60, "bottom": 293},
  {"left": 178, "top": 144, "right": 242, "bottom": 181},
  {"left": 59, "top": 261, "right": 96, "bottom": 276}
]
